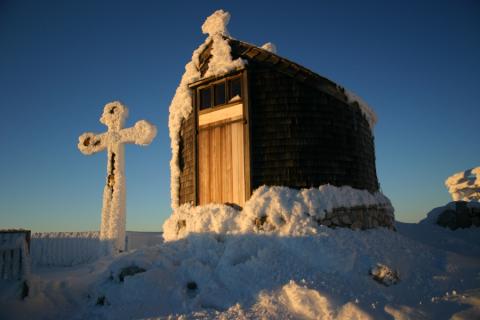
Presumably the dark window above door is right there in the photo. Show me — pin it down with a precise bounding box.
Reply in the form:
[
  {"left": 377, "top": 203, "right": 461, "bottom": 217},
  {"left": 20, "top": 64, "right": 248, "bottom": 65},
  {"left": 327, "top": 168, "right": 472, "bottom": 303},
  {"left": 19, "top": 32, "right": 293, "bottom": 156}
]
[{"left": 197, "top": 75, "right": 243, "bottom": 111}]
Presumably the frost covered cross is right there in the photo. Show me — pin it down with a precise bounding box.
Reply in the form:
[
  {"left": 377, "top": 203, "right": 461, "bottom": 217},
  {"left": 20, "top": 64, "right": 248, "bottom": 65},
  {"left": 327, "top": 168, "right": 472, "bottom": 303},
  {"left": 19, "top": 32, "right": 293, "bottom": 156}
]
[{"left": 78, "top": 102, "right": 156, "bottom": 254}]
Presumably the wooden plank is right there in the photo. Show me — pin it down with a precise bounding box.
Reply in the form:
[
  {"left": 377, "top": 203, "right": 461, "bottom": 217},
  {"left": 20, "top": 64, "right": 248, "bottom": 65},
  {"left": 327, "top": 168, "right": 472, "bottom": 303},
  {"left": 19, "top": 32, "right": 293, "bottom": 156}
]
[
  {"left": 211, "top": 126, "right": 220, "bottom": 203},
  {"left": 220, "top": 126, "right": 225, "bottom": 204},
  {"left": 242, "top": 70, "right": 251, "bottom": 202},
  {"left": 197, "top": 129, "right": 206, "bottom": 204},
  {"left": 198, "top": 103, "right": 243, "bottom": 127},
  {"left": 198, "top": 117, "right": 244, "bottom": 131},
  {"left": 207, "top": 128, "right": 213, "bottom": 203},
  {"left": 197, "top": 129, "right": 202, "bottom": 204},
  {"left": 216, "top": 126, "right": 223, "bottom": 204},
  {"left": 225, "top": 124, "right": 232, "bottom": 202},
  {"left": 220, "top": 125, "right": 226, "bottom": 203},
  {"left": 193, "top": 91, "right": 198, "bottom": 205},
  {"left": 203, "top": 129, "right": 211, "bottom": 205},
  {"left": 231, "top": 121, "right": 245, "bottom": 206},
  {"left": 238, "top": 122, "right": 246, "bottom": 205},
  {"left": 231, "top": 122, "right": 239, "bottom": 205}
]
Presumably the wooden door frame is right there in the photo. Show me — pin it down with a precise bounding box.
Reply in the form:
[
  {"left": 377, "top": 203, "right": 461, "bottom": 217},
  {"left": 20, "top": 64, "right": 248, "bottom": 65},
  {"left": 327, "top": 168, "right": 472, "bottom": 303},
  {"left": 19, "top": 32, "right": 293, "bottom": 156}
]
[{"left": 193, "top": 69, "right": 251, "bottom": 206}]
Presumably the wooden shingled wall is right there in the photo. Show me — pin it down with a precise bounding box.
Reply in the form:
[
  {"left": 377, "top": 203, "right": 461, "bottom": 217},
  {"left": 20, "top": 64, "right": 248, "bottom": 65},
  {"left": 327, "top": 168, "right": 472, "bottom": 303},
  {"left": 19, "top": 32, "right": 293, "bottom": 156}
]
[
  {"left": 178, "top": 111, "right": 196, "bottom": 205},
  {"left": 248, "top": 64, "right": 379, "bottom": 193},
  {"left": 177, "top": 38, "right": 380, "bottom": 206}
]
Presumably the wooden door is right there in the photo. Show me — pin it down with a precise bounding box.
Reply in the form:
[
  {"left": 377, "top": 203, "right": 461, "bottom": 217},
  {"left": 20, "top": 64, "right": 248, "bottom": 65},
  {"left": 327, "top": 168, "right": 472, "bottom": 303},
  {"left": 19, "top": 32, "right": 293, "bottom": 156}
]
[{"left": 198, "top": 103, "right": 245, "bottom": 206}]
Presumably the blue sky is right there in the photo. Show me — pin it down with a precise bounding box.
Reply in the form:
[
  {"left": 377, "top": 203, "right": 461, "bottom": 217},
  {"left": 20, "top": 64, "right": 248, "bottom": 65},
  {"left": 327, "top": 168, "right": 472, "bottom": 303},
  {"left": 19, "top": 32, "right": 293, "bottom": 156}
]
[{"left": 0, "top": 0, "right": 479, "bottom": 232}]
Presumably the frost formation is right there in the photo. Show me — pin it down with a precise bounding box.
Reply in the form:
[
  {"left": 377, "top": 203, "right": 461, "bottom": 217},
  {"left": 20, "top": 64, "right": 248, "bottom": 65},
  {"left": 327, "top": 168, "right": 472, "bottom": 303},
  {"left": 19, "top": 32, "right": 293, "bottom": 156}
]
[
  {"left": 78, "top": 101, "right": 156, "bottom": 254},
  {"left": 445, "top": 167, "right": 480, "bottom": 201},
  {"left": 261, "top": 42, "right": 277, "bottom": 54}
]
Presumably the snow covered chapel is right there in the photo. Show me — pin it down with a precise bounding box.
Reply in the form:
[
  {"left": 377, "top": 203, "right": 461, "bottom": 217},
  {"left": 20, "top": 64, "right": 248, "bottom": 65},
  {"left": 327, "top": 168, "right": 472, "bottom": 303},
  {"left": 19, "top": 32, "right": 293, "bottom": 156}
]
[{"left": 169, "top": 10, "right": 394, "bottom": 229}]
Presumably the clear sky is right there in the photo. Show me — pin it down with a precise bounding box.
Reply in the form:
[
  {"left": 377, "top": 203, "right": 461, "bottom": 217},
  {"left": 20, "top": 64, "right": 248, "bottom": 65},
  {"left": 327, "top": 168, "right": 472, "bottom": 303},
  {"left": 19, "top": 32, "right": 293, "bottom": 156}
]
[{"left": 1, "top": 0, "right": 479, "bottom": 232}]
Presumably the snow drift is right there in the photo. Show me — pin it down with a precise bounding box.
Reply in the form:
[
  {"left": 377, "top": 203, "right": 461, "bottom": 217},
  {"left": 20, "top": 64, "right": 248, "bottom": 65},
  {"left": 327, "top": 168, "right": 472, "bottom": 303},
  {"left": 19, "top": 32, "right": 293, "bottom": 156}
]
[{"left": 2, "top": 218, "right": 479, "bottom": 319}]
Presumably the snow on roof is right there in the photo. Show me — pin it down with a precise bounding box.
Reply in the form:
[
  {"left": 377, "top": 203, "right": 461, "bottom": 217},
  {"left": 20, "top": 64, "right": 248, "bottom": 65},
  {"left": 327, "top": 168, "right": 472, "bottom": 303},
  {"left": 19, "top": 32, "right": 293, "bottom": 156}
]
[{"left": 261, "top": 42, "right": 277, "bottom": 54}]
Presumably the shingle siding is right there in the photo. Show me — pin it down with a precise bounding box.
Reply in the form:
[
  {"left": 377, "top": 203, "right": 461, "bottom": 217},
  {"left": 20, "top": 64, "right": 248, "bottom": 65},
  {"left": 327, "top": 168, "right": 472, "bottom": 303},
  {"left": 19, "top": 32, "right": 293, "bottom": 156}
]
[
  {"left": 178, "top": 112, "right": 196, "bottom": 205},
  {"left": 248, "top": 64, "right": 379, "bottom": 192}
]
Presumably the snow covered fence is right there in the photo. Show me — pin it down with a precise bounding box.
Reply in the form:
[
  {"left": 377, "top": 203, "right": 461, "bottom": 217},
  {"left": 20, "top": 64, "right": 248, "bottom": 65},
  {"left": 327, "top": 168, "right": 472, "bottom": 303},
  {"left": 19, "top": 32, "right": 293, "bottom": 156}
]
[
  {"left": 31, "top": 231, "right": 100, "bottom": 267},
  {"left": 0, "top": 230, "right": 31, "bottom": 281},
  {"left": 30, "top": 231, "right": 164, "bottom": 267}
]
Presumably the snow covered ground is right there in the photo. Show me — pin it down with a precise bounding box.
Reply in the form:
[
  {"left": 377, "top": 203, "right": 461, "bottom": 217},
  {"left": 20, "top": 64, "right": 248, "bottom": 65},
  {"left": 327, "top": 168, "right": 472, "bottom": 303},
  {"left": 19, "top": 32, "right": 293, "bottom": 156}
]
[{"left": 1, "top": 205, "right": 479, "bottom": 320}]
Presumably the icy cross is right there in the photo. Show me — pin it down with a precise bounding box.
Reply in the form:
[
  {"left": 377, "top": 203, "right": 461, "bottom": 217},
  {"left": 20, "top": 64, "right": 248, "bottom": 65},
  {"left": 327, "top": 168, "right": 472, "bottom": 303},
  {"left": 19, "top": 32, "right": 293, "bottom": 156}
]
[{"left": 78, "top": 101, "right": 156, "bottom": 254}]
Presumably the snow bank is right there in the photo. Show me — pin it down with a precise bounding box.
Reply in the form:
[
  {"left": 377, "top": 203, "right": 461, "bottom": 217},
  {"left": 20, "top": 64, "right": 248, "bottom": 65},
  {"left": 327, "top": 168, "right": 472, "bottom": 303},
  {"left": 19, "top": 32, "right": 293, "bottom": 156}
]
[
  {"left": 5, "top": 222, "right": 478, "bottom": 319},
  {"left": 168, "top": 10, "right": 245, "bottom": 209},
  {"left": 2, "top": 210, "right": 480, "bottom": 319},
  {"left": 445, "top": 167, "right": 480, "bottom": 201},
  {"left": 164, "top": 185, "right": 393, "bottom": 241}
]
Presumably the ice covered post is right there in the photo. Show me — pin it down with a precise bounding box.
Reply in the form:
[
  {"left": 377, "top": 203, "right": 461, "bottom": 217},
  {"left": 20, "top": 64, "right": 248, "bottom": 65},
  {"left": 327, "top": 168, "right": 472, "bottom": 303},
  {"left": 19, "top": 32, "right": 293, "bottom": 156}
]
[{"left": 78, "top": 101, "right": 157, "bottom": 254}]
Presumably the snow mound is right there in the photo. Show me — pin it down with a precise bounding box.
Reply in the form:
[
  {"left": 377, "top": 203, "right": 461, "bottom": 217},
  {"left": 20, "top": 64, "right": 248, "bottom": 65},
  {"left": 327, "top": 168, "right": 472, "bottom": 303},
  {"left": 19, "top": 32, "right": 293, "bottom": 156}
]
[
  {"left": 249, "top": 280, "right": 372, "bottom": 319},
  {"left": 2, "top": 215, "right": 480, "bottom": 319},
  {"left": 164, "top": 185, "right": 393, "bottom": 241}
]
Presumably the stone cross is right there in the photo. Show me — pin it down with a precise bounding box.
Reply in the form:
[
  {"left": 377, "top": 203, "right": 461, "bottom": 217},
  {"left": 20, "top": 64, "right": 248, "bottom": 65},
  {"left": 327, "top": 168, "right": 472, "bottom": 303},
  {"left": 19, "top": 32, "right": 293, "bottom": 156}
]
[{"left": 78, "top": 101, "right": 157, "bottom": 254}]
